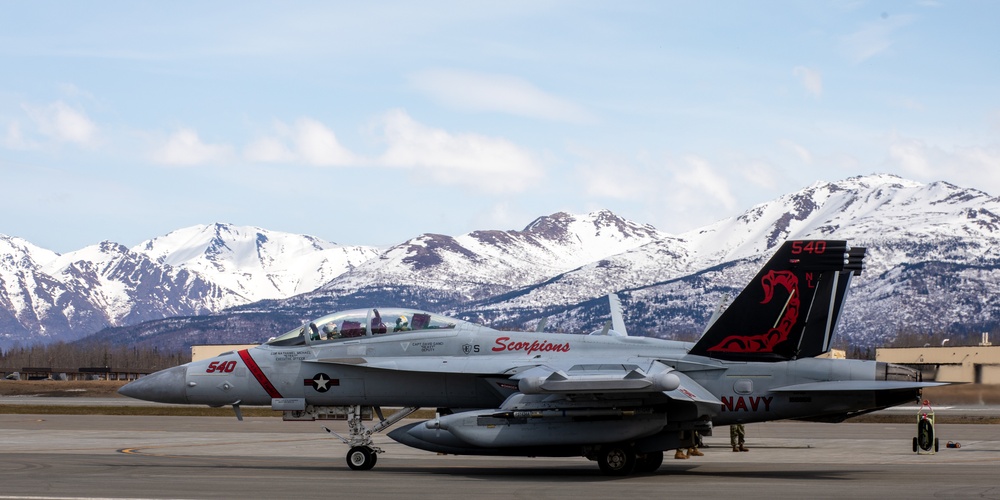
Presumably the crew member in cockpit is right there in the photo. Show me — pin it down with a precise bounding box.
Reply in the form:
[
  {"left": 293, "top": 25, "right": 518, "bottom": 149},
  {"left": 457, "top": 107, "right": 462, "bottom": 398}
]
[
  {"left": 394, "top": 315, "right": 409, "bottom": 332},
  {"left": 322, "top": 322, "right": 339, "bottom": 340}
]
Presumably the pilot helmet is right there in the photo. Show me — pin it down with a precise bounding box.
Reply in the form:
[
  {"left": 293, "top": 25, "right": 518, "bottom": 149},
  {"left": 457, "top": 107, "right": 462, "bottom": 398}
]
[
  {"left": 397, "top": 315, "right": 408, "bottom": 324},
  {"left": 322, "top": 322, "right": 338, "bottom": 334}
]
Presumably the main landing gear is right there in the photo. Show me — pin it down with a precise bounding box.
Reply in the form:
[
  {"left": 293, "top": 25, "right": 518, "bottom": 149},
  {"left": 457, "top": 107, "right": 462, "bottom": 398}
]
[
  {"left": 595, "top": 444, "right": 664, "bottom": 476},
  {"left": 320, "top": 405, "right": 419, "bottom": 470}
]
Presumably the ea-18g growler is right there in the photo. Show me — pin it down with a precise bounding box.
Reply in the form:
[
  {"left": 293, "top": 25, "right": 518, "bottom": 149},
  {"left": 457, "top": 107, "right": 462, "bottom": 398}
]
[{"left": 119, "top": 240, "right": 940, "bottom": 475}]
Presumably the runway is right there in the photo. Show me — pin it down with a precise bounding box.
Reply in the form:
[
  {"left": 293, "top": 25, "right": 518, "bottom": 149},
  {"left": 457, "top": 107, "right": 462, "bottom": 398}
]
[{"left": 0, "top": 415, "right": 998, "bottom": 499}]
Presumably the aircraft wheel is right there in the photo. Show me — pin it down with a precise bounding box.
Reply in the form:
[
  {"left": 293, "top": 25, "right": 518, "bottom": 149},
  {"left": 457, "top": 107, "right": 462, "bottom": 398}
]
[
  {"left": 597, "top": 444, "right": 636, "bottom": 476},
  {"left": 346, "top": 446, "right": 377, "bottom": 471},
  {"left": 912, "top": 437, "right": 918, "bottom": 453},
  {"left": 634, "top": 451, "right": 664, "bottom": 473},
  {"left": 934, "top": 437, "right": 939, "bottom": 453}
]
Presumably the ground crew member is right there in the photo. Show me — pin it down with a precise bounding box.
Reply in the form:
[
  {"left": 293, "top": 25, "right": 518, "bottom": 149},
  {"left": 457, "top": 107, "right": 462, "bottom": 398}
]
[
  {"left": 731, "top": 424, "right": 748, "bottom": 452},
  {"left": 675, "top": 431, "right": 704, "bottom": 459}
]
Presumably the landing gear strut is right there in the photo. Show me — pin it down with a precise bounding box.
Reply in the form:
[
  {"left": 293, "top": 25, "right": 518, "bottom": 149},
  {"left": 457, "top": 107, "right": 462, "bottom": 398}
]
[{"left": 321, "top": 405, "right": 419, "bottom": 470}]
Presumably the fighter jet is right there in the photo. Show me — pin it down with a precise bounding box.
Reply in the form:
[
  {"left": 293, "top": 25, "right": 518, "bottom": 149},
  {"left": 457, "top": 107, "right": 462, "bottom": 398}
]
[{"left": 119, "top": 240, "right": 941, "bottom": 475}]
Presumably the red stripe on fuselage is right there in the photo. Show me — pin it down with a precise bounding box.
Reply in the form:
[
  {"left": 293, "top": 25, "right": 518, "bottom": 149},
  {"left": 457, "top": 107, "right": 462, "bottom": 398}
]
[{"left": 238, "top": 349, "right": 283, "bottom": 398}]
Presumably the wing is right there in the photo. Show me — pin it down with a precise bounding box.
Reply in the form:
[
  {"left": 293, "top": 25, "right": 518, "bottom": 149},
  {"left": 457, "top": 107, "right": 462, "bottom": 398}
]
[{"left": 312, "top": 356, "right": 720, "bottom": 407}]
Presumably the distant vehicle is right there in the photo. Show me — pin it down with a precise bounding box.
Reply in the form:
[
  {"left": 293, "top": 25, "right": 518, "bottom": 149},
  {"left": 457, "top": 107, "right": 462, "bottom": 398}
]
[{"left": 120, "top": 240, "right": 942, "bottom": 475}]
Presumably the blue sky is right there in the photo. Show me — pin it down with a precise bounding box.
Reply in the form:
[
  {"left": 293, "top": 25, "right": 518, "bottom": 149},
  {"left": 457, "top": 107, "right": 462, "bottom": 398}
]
[{"left": 2, "top": 1, "right": 998, "bottom": 252}]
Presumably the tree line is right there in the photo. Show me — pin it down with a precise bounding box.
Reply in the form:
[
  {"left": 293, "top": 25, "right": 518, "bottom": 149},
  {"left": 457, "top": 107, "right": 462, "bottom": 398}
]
[{"left": 0, "top": 342, "right": 190, "bottom": 373}]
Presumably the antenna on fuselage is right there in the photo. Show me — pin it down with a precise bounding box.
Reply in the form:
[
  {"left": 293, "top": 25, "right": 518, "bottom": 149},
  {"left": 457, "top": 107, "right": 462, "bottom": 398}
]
[{"left": 535, "top": 317, "right": 548, "bottom": 332}]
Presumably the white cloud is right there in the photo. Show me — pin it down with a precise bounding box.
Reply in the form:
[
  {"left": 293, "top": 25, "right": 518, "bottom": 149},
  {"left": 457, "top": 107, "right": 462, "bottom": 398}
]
[
  {"left": 22, "top": 101, "right": 98, "bottom": 147},
  {"left": 575, "top": 150, "right": 655, "bottom": 200},
  {"left": 573, "top": 148, "right": 738, "bottom": 232},
  {"left": 574, "top": 149, "right": 736, "bottom": 210},
  {"left": 3, "top": 121, "right": 34, "bottom": 150},
  {"left": 377, "top": 109, "right": 544, "bottom": 192},
  {"left": 241, "top": 111, "right": 543, "bottom": 192},
  {"left": 840, "top": 15, "right": 914, "bottom": 63},
  {"left": 243, "top": 119, "right": 355, "bottom": 166},
  {"left": 295, "top": 118, "right": 356, "bottom": 166},
  {"left": 57, "top": 83, "right": 96, "bottom": 101},
  {"left": 674, "top": 156, "right": 737, "bottom": 210},
  {"left": 780, "top": 139, "right": 813, "bottom": 164},
  {"left": 739, "top": 160, "right": 779, "bottom": 190},
  {"left": 887, "top": 133, "right": 1000, "bottom": 195},
  {"left": 409, "top": 69, "right": 595, "bottom": 124},
  {"left": 153, "top": 128, "right": 234, "bottom": 165},
  {"left": 890, "top": 96, "right": 924, "bottom": 111},
  {"left": 471, "top": 202, "right": 533, "bottom": 232},
  {"left": 792, "top": 66, "right": 823, "bottom": 97},
  {"left": 243, "top": 135, "right": 296, "bottom": 163},
  {"left": 888, "top": 135, "right": 934, "bottom": 177}
]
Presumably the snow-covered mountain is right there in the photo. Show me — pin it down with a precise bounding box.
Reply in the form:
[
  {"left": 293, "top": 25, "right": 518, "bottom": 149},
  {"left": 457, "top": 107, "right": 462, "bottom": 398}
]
[
  {"left": 316, "top": 210, "right": 671, "bottom": 305},
  {"left": 4, "top": 173, "right": 1000, "bottom": 351},
  {"left": 134, "top": 224, "right": 380, "bottom": 302},
  {"left": 682, "top": 173, "right": 1000, "bottom": 265},
  {"left": 0, "top": 225, "right": 379, "bottom": 348},
  {"left": 0, "top": 237, "right": 233, "bottom": 347},
  {"left": 465, "top": 174, "right": 1000, "bottom": 347}
]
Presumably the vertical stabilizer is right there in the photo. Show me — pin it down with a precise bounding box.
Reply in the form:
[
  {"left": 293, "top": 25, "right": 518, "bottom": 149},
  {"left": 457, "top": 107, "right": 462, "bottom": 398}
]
[
  {"left": 608, "top": 293, "right": 628, "bottom": 336},
  {"left": 689, "top": 240, "right": 865, "bottom": 362}
]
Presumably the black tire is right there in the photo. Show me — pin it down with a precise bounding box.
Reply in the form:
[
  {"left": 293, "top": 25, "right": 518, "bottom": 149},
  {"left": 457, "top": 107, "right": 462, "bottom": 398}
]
[
  {"left": 934, "top": 437, "right": 939, "bottom": 453},
  {"left": 634, "top": 451, "right": 664, "bottom": 473},
  {"left": 912, "top": 437, "right": 918, "bottom": 453},
  {"left": 346, "top": 446, "right": 377, "bottom": 471},
  {"left": 597, "top": 444, "right": 636, "bottom": 476}
]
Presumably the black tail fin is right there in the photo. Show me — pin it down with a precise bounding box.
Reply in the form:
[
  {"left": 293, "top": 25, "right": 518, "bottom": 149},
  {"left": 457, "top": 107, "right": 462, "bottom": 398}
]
[{"left": 689, "top": 240, "right": 865, "bottom": 362}]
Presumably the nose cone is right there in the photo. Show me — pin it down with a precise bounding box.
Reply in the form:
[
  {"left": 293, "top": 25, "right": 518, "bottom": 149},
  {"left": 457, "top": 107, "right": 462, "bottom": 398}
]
[{"left": 118, "top": 365, "right": 189, "bottom": 404}]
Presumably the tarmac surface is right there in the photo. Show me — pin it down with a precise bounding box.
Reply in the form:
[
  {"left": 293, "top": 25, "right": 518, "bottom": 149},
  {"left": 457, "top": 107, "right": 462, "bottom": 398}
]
[{"left": 0, "top": 413, "right": 998, "bottom": 500}]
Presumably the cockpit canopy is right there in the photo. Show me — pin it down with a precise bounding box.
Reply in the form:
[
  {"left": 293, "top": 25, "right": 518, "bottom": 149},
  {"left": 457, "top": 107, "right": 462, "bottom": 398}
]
[{"left": 266, "top": 307, "right": 463, "bottom": 346}]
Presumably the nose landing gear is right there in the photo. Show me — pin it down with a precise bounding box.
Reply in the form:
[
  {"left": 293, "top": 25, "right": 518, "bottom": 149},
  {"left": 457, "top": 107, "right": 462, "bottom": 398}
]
[{"left": 320, "top": 405, "right": 420, "bottom": 470}]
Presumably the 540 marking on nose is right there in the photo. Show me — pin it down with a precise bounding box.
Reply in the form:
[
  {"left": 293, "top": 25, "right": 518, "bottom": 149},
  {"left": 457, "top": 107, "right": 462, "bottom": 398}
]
[{"left": 206, "top": 360, "right": 237, "bottom": 373}]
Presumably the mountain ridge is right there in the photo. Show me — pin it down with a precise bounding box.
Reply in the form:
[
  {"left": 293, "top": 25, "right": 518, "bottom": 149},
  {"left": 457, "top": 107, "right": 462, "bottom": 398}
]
[{"left": 2, "top": 173, "right": 998, "bottom": 351}]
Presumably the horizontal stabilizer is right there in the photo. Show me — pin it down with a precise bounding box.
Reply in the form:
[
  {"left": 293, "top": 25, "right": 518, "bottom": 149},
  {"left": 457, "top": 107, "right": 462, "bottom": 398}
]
[{"left": 663, "top": 370, "right": 722, "bottom": 406}]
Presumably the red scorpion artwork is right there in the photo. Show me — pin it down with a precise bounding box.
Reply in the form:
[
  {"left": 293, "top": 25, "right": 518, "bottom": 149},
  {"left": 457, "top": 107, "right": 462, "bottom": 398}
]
[{"left": 707, "top": 270, "right": 800, "bottom": 353}]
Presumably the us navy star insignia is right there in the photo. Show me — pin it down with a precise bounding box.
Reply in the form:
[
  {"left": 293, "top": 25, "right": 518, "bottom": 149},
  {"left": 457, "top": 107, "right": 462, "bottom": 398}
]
[{"left": 310, "top": 373, "right": 333, "bottom": 392}]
